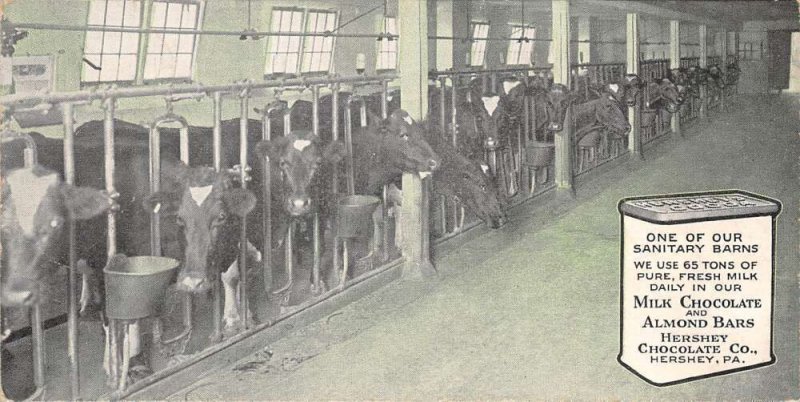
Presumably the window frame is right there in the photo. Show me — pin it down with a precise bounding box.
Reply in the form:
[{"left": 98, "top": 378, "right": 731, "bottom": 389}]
[
  {"left": 375, "top": 15, "right": 398, "bottom": 72},
  {"left": 300, "top": 9, "right": 339, "bottom": 75},
  {"left": 469, "top": 21, "right": 490, "bottom": 67},
  {"left": 81, "top": 0, "right": 145, "bottom": 86},
  {"left": 264, "top": 7, "right": 306, "bottom": 77},
  {"left": 505, "top": 24, "right": 535, "bottom": 66},
  {"left": 142, "top": 0, "right": 205, "bottom": 84}
]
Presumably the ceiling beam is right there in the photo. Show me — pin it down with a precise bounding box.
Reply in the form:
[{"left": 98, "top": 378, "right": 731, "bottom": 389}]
[{"left": 578, "top": 0, "right": 739, "bottom": 30}]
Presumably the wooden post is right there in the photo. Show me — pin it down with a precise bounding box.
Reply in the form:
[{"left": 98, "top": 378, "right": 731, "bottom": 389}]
[
  {"left": 626, "top": 13, "right": 643, "bottom": 160},
  {"left": 670, "top": 20, "right": 681, "bottom": 136},
  {"left": 551, "top": 0, "right": 574, "bottom": 199},
  {"left": 399, "top": 0, "right": 435, "bottom": 278},
  {"left": 699, "top": 24, "right": 708, "bottom": 119}
]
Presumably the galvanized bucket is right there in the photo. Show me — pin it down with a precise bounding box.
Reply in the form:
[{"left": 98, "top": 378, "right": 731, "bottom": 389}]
[
  {"left": 104, "top": 255, "right": 180, "bottom": 320},
  {"left": 337, "top": 195, "right": 381, "bottom": 238},
  {"left": 524, "top": 141, "right": 555, "bottom": 167}
]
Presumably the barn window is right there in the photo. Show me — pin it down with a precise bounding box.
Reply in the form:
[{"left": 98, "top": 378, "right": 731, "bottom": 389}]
[
  {"left": 470, "top": 22, "right": 490, "bottom": 67},
  {"left": 376, "top": 16, "right": 398, "bottom": 71},
  {"left": 265, "top": 8, "right": 305, "bottom": 75},
  {"left": 144, "top": 0, "right": 203, "bottom": 81},
  {"left": 506, "top": 24, "right": 535, "bottom": 65},
  {"left": 82, "top": 0, "right": 143, "bottom": 83},
  {"left": 301, "top": 10, "right": 338, "bottom": 73}
]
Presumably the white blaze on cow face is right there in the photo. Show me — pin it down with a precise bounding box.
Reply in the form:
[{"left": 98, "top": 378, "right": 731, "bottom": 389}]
[
  {"left": 189, "top": 185, "right": 213, "bottom": 206},
  {"left": 480, "top": 164, "right": 490, "bottom": 174},
  {"left": 503, "top": 80, "right": 522, "bottom": 95},
  {"left": 6, "top": 169, "right": 59, "bottom": 236},
  {"left": 481, "top": 96, "right": 501, "bottom": 116},
  {"left": 293, "top": 139, "right": 312, "bottom": 152},
  {"left": 609, "top": 83, "right": 620, "bottom": 94}
]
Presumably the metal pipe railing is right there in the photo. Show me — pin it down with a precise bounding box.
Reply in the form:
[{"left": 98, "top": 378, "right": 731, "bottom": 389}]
[{"left": 0, "top": 74, "right": 398, "bottom": 107}]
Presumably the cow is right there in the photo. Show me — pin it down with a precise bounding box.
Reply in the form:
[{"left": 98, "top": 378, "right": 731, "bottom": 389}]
[{"left": 1, "top": 165, "right": 113, "bottom": 306}]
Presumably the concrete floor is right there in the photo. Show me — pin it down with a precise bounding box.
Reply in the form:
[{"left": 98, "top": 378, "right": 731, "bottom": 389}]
[{"left": 168, "top": 94, "right": 800, "bottom": 400}]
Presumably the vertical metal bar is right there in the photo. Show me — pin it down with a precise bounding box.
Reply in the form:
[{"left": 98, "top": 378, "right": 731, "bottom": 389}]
[
  {"left": 62, "top": 102, "right": 80, "bottom": 399},
  {"left": 238, "top": 92, "right": 250, "bottom": 330},
  {"left": 439, "top": 77, "right": 447, "bottom": 135},
  {"left": 31, "top": 305, "right": 45, "bottom": 393},
  {"left": 344, "top": 96, "right": 357, "bottom": 195},
  {"left": 311, "top": 86, "right": 321, "bottom": 291},
  {"left": 103, "top": 97, "right": 120, "bottom": 387},
  {"left": 450, "top": 77, "right": 458, "bottom": 148},
  {"left": 262, "top": 102, "right": 275, "bottom": 297},
  {"left": 180, "top": 126, "right": 189, "bottom": 165},
  {"left": 380, "top": 80, "right": 390, "bottom": 261},
  {"left": 331, "top": 85, "right": 340, "bottom": 196},
  {"left": 149, "top": 125, "right": 162, "bottom": 256},
  {"left": 210, "top": 92, "right": 223, "bottom": 343}
]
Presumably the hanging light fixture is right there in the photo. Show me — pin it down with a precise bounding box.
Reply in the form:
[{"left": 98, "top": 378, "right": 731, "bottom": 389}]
[{"left": 239, "top": 0, "right": 261, "bottom": 41}]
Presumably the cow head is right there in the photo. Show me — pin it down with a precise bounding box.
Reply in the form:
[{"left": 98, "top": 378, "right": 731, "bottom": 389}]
[
  {"left": 1, "top": 166, "right": 112, "bottom": 306},
  {"left": 622, "top": 74, "right": 644, "bottom": 106},
  {"left": 145, "top": 163, "right": 256, "bottom": 293},
  {"left": 707, "top": 65, "right": 726, "bottom": 89},
  {"left": 545, "top": 84, "right": 578, "bottom": 132},
  {"left": 656, "top": 78, "right": 682, "bottom": 113},
  {"left": 257, "top": 130, "right": 345, "bottom": 217},
  {"left": 594, "top": 94, "right": 631, "bottom": 135},
  {"left": 376, "top": 109, "right": 441, "bottom": 174}
]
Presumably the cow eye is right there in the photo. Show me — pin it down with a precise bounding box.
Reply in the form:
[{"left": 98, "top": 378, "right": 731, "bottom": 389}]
[
  {"left": 279, "top": 159, "right": 288, "bottom": 169},
  {"left": 400, "top": 132, "right": 409, "bottom": 141}
]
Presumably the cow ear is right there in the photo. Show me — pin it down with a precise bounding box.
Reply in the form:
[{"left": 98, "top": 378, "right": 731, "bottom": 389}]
[
  {"left": 322, "top": 140, "right": 347, "bottom": 164},
  {"left": 222, "top": 188, "right": 256, "bottom": 217},
  {"left": 365, "top": 110, "right": 383, "bottom": 127},
  {"left": 60, "top": 184, "right": 112, "bottom": 220},
  {"left": 255, "top": 137, "right": 289, "bottom": 161}
]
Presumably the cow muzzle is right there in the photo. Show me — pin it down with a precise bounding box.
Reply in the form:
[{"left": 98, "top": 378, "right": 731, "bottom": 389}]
[
  {"left": 287, "top": 196, "right": 312, "bottom": 216},
  {"left": 2, "top": 279, "right": 39, "bottom": 306},
  {"left": 176, "top": 271, "right": 210, "bottom": 293}
]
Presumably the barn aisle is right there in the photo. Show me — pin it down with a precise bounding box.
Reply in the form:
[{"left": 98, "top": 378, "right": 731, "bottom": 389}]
[{"left": 169, "top": 95, "right": 800, "bottom": 400}]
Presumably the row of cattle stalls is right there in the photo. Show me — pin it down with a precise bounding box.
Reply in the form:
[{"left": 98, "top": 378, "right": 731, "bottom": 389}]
[
  {"left": 426, "top": 66, "right": 555, "bottom": 242},
  {"left": 639, "top": 59, "right": 672, "bottom": 146},
  {"left": 570, "top": 62, "right": 628, "bottom": 177},
  {"left": 679, "top": 56, "right": 702, "bottom": 124},
  {"left": 0, "top": 73, "right": 420, "bottom": 400}
]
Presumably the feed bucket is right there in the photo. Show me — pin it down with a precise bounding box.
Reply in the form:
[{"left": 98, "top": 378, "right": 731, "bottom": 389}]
[
  {"left": 104, "top": 255, "right": 180, "bottom": 320},
  {"left": 337, "top": 195, "right": 381, "bottom": 238},
  {"left": 524, "top": 141, "right": 555, "bottom": 167}
]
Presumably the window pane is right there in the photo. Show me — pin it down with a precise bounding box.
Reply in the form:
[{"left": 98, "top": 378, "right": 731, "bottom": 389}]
[
  {"left": 286, "top": 53, "right": 299, "bottom": 73},
  {"left": 175, "top": 54, "right": 192, "bottom": 77},
  {"left": 118, "top": 54, "right": 137, "bottom": 80},
  {"left": 87, "top": 0, "right": 107, "bottom": 25},
  {"left": 99, "top": 54, "right": 120, "bottom": 81},
  {"left": 144, "top": 54, "right": 159, "bottom": 78},
  {"left": 162, "top": 33, "right": 179, "bottom": 53},
  {"left": 151, "top": 2, "right": 167, "bottom": 27},
  {"left": 289, "top": 36, "right": 301, "bottom": 52},
  {"left": 271, "top": 10, "right": 283, "bottom": 31},
  {"left": 148, "top": 33, "right": 164, "bottom": 53},
  {"left": 102, "top": 31, "right": 121, "bottom": 53},
  {"left": 82, "top": 54, "right": 102, "bottom": 81},
  {"left": 166, "top": 3, "right": 183, "bottom": 28},
  {"left": 273, "top": 53, "right": 286, "bottom": 73},
  {"left": 120, "top": 32, "right": 139, "bottom": 54},
  {"left": 182, "top": 4, "right": 198, "bottom": 28},
  {"left": 290, "top": 11, "right": 303, "bottom": 31},
  {"left": 159, "top": 54, "right": 177, "bottom": 77},
  {"left": 178, "top": 34, "right": 195, "bottom": 53},
  {"left": 84, "top": 31, "right": 103, "bottom": 54},
  {"left": 277, "top": 36, "right": 289, "bottom": 53},
  {"left": 280, "top": 11, "right": 293, "bottom": 32},
  {"left": 326, "top": 13, "right": 336, "bottom": 31},
  {"left": 323, "top": 37, "right": 333, "bottom": 52},
  {"left": 123, "top": 0, "right": 141, "bottom": 26},
  {"left": 105, "top": 1, "right": 124, "bottom": 26},
  {"left": 307, "top": 13, "right": 318, "bottom": 32}
]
